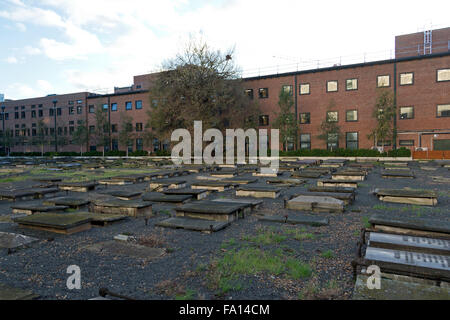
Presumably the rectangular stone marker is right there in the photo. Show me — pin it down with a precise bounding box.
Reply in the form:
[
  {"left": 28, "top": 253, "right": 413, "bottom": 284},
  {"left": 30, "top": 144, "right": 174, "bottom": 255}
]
[
  {"left": 236, "top": 185, "right": 282, "bottom": 199},
  {"left": 364, "top": 246, "right": 450, "bottom": 280},
  {"left": 221, "top": 177, "right": 258, "bottom": 185},
  {"left": 383, "top": 167, "right": 411, "bottom": 171},
  {"left": 191, "top": 181, "right": 234, "bottom": 192},
  {"left": 252, "top": 171, "right": 281, "bottom": 177},
  {"left": 286, "top": 195, "right": 344, "bottom": 213},
  {"left": 308, "top": 186, "right": 355, "bottom": 194},
  {"left": 258, "top": 214, "right": 329, "bottom": 226},
  {"left": 196, "top": 175, "right": 224, "bottom": 181},
  {"left": 211, "top": 172, "right": 237, "bottom": 178},
  {"left": 368, "top": 232, "right": 450, "bottom": 255},
  {"left": 71, "top": 212, "right": 127, "bottom": 226},
  {"left": 0, "top": 232, "right": 39, "bottom": 250},
  {"left": 381, "top": 170, "right": 415, "bottom": 179},
  {"left": 156, "top": 217, "right": 230, "bottom": 233},
  {"left": 317, "top": 179, "right": 358, "bottom": 188},
  {"left": 369, "top": 214, "right": 450, "bottom": 238},
  {"left": 32, "top": 177, "right": 62, "bottom": 183},
  {"left": 0, "top": 284, "right": 39, "bottom": 300},
  {"left": 0, "top": 190, "right": 38, "bottom": 201},
  {"left": 91, "top": 200, "right": 152, "bottom": 217},
  {"left": 291, "top": 171, "right": 323, "bottom": 179},
  {"left": 98, "top": 178, "right": 133, "bottom": 186},
  {"left": 11, "top": 204, "right": 69, "bottom": 215},
  {"left": 384, "top": 162, "right": 409, "bottom": 167},
  {"left": 332, "top": 171, "right": 366, "bottom": 181},
  {"left": 175, "top": 200, "right": 251, "bottom": 222},
  {"left": 98, "top": 190, "right": 142, "bottom": 200},
  {"left": 162, "top": 188, "right": 210, "bottom": 200},
  {"left": 353, "top": 274, "right": 450, "bottom": 300},
  {"left": 149, "top": 179, "right": 186, "bottom": 191},
  {"left": 58, "top": 181, "right": 98, "bottom": 192},
  {"left": 374, "top": 188, "right": 437, "bottom": 206},
  {"left": 212, "top": 198, "right": 263, "bottom": 210},
  {"left": 421, "top": 166, "right": 438, "bottom": 171},
  {"left": 431, "top": 176, "right": 450, "bottom": 183},
  {"left": 43, "top": 197, "right": 90, "bottom": 209},
  {"left": 266, "top": 178, "right": 305, "bottom": 186},
  {"left": 142, "top": 192, "right": 192, "bottom": 204},
  {"left": 84, "top": 241, "right": 165, "bottom": 260},
  {"left": 292, "top": 191, "right": 354, "bottom": 205},
  {"left": 13, "top": 213, "right": 92, "bottom": 234},
  {"left": 110, "top": 174, "right": 145, "bottom": 183}
]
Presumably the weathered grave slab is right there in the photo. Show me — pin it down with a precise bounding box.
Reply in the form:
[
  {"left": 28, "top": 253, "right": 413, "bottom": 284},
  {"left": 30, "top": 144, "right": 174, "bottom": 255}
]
[
  {"left": 221, "top": 177, "right": 258, "bottom": 185},
  {"left": 11, "top": 204, "right": 69, "bottom": 215},
  {"left": 91, "top": 199, "right": 152, "bottom": 217},
  {"left": 431, "top": 176, "right": 450, "bottom": 183},
  {"left": 110, "top": 174, "right": 145, "bottom": 183},
  {"left": 196, "top": 175, "right": 224, "bottom": 181},
  {"left": 381, "top": 170, "right": 415, "bottom": 179},
  {"left": 317, "top": 179, "right": 358, "bottom": 188},
  {"left": 291, "top": 171, "right": 323, "bottom": 179},
  {"left": 162, "top": 188, "right": 210, "bottom": 200},
  {"left": 384, "top": 162, "right": 409, "bottom": 167},
  {"left": 84, "top": 240, "right": 165, "bottom": 260},
  {"left": 374, "top": 188, "right": 437, "bottom": 206},
  {"left": 0, "top": 189, "right": 37, "bottom": 201},
  {"left": 266, "top": 178, "right": 305, "bottom": 186},
  {"left": 258, "top": 214, "right": 329, "bottom": 226},
  {"left": 285, "top": 195, "right": 344, "bottom": 213},
  {"left": 332, "top": 171, "right": 366, "bottom": 181},
  {"left": 156, "top": 217, "right": 230, "bottom": 233},
  {"left": 0, "top": 284, "right": 39, "bottom": 300},
  {"left": 0, "top": 232, "right": 39, "bottom": 250},
  {"left": 191, "top": 181, "right": 234, "bottom": 192},
  {"left": 43, "top": 197, "right": 90, "bottom": 209},
  {"left": 58, "top": 181, "right": 98, "bottom": 192},
  {"left": 175, "top": 200, "right": 251, "bottom": 222},
  {"left": 13, "top": 213, "right": 92, "bottom": 234},
  {"left": 368, "top": 232, "right": 450, "bottom": 255},
  {"left": 420, "top": 166, "right": 438, "bottom": 171},
  {"left": 32, "top": 177, "right": 62, "bottom": 183},
  {"left": 71, "top": 212, "right": 127, "bottom": 226},
  {"left": 98, "top": 190, "right": 142, "bottom": 200},
  {"left": 149, "top": 179, "right": 187, "bottom": 191},
  {"left": 308, "top": 186, "right": 356, "bottom": 194},
  {"left": 236, "top": 185, "right": 282, "bottom": 198},
  {"left": 252, "top": 170, "right": 281, "bottom": 177},
  {"left": 212, "top": 198, "right": 263, "bottom": 210},
  {"left": 292, "top": 191, "right": 354, "bottom": 205},
  {"left": 142, "top": 192, "right": 192, "bottom": 204},
  {"left": 98, "top": 178, "right": 133, "bottom": 186},
  {"left": 211, "top": 172, "right": 237, "bottom": 178}
]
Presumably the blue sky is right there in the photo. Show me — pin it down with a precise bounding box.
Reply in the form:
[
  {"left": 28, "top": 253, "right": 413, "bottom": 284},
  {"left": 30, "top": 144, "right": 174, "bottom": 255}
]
[{"left": 1, "top": 0, "right": 449, "bottom": 100}]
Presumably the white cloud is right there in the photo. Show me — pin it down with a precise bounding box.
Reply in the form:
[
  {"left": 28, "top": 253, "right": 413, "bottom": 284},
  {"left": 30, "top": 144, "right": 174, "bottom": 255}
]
[
  {"left": 16, "top": 22, "right": 26, "bottom": 31},
  {"left": 5, "top": 56, "right": 18, "bottom": 64}
]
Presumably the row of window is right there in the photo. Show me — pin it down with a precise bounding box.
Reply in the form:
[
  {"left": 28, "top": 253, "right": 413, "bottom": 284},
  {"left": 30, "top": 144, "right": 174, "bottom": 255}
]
[
  {"left": 90, "top": 138, "right": 144, "bottom": 152},
  {"left": 246, "top": 68, "right": 450, "bottom": 98},
  {"left": 91, "top": 100, "right": 143, "bottom": 113}
]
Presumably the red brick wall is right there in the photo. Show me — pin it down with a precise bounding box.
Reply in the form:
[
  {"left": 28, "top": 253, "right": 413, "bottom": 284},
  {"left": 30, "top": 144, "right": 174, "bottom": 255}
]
[{"left": 396, "top": 27, "right": 450, "bottom": 58}]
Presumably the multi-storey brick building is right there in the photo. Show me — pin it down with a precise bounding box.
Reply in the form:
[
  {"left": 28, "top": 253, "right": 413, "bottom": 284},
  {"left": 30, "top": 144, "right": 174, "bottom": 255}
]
[{"left": 1, "top": 27, "right": 449, "bottom": 154}]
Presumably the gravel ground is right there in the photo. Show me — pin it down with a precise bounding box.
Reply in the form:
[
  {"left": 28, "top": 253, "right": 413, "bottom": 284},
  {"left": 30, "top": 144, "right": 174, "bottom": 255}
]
[{"left": 0, "top": 161, "right": 449, "bottom": 300}]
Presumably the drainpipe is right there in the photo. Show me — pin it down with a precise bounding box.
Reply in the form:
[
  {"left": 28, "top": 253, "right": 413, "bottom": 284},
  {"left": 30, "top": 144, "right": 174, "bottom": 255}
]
[
  {"left": 393, "top": 62, "right": 397, "bottom": 150},
  {"left": 294, "top": 74, "right": 298, "bottom": 150}
]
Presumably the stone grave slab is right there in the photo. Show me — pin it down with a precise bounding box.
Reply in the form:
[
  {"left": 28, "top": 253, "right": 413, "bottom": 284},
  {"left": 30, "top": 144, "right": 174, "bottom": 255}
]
[
  {"left": 374, "top": 188, "right": 437, "bottom": 206},
  {"left": 0, "top": 284, "right": 39, "bottom": 300},
  {"left": 258, "top": 214, "right": 329, "bottom": 226},
  {"left": 0, "top": 232, "right": 39, "bottom": 251},
  {"left": 277, "top": 166, "right": 298, "bottom": 172},
  {"left": 210, "top": 172, "right": 237, "bottom": 178},
  {"left": 58, "top": 181, "right": 98, "bottom": 192},
  {"left": 191, "top": 181, "right": 234, "bottom": 192},
  {"left": 431, "top": 176, "right": 450, "bottom": 183},
  {"left": 98, "top": 190, "right": 142, "bottom": 200},
  {"left": 84, "top": 240, "right": 165, "bottom": 260},
  {"left": 384, "top": 162, "right": 409, "bottom": 167},
  {"left": 291, "top": 171, "right": 323, "bottom": 179},
  {"left": 149, "top": 179, "right": 187, "bottom": 191},
  {"left": 383, "top": 166, "right": 411, "bottom": 171},
  {"left": 363, "top": 246, "right": 450, "bottom": 281},
  {"left": 43, "top": 197, "right": 90, "bottom": 209},
  {"left": 331, "top": 171, "right": 366, "bottom": 181},
  {"left": 367, "top": 232, "right": 450, "bottom": 255},
  {"left": 221, "top": 177, "right": 258, "bottom": 185},
  {"left": 236, "top": 185, "right": 282, "bottom": 198},
  {"left": 252, "top": 170, "right": 281, "bottom": 177},
  {"left": 110, "top": 174, "right": 145, "bottom": 183},
  {"left": 11, "top": 204, "right": 69, "bottom": 215},
  {"left": 91, "top": 199, "right": 152, "bottom": 217},
  {"left": 98, "top": 178, "right": 133, "bottom": 186},
  {"left": 420, "top": 166, "right": 438, "bottom": 171},
  {"left": 0, "top": 189, "right": 37, "bottom": 201},
  {"left": 212, "top": 198, "right": 263, "bottom": 210},
  {"left": 175, "top": 200, "right": 251, "bottom": 222},
  {"left": 308, "top": 186, "right": 355, "bottom": 194},
  {"left": 156, "top": 217, "right": 230, "bottom": 233},
  {"left": 317, "top": 179, "right": 358, "bottom": 188},
  {"left": 381, "top": 170, "right": 415, "bottom": 179},
  {"left": 196, "top": 175, "right": 224, "bottom": 181},
  {"left": 292, "top": 191, "right": 354, "bottom": 205},
  {"left": 266, "top": 178, "right": 305, "bottom": 186},
  {"left": 69, "top": 212, "right": 127, "bottom": 226},
  {"left": 32, "top": 177, "right": 62, "bottom": 183},
  {"left": 286, "top": 195, "right": 344, "bottom": 213},
  {"left": 302, "top": 167, "right": 335, "bottom": 174},
  {"left": 142, "top": 192, "right": 192, "bottom": 204},
  {"left": 142, "top": 172, "right": 162, "bottom": 181},
  {"left": 369, "top": 214, "right": 450, "bottom": 238},
  {"left": 13, "top": 213, "right": 92, "bottom": 234},
  {"left": 162, "top": 188, "right": 210, "bottom": 200},
  {"left": 353, "top": 274, "right": 450, "bottom": 300}
]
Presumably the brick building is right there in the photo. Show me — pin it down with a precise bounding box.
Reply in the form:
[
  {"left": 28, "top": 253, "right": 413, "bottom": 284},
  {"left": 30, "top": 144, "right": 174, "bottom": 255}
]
[{"left": 1, "top": 27, "right": 449, "bottom": 154}]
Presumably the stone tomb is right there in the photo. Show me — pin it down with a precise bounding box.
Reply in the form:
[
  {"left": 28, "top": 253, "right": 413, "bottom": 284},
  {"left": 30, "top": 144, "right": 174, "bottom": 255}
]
[
  {"left": 175, "top": 200, "right": 252, "bottom": 222},
  {"left": 384, "top": 162, "right": 409, "bottom": 167},
  {"left": 331, "top": 170, "right": 366, "bottom": 181},
  {"left": 43, "top": 197, "right": 90, "bottom": 209},
  {"left": 11, "top": 204, "right": 69, "bottom": 215},
  {"left": 58, "top": 181, "right": 98, "bottom": 192},
  {"left": 317, "top": 179, "right": 358, "bottom": 188},
  {"left": 142, "top": 192, "right": 192, "bottom": 204},
  {"left": 221, "top": 177, "right": 258, "bottom": 185},
  {"left": 0, "top": 188, "right": 59, "bottom": 202},
  {"left": 156, "top": 217, "right": 230, "bottom": 233},
  {"left": 149, "top": 179, "right": 187, "bottom": 191},
  {"left": 97, "top": 190, "right": 142, "bottom": 200},
  {"left": 71, "top": 212, "right": 127, "bottom": 227},
  {"left": 84, "top": 240, "right": 165, "bottom": 260},
  {"left": 292, "top": 191, "right": 354, "bottom": 205},
  {"left": 381, "top": 170, "right": 415, "bottom": 179},
  {"left": 252, "top": 170, "right": 281, "bottom": 177},
  {"left": 210, "top": 171, "right": 237, "bottom": 178},
  {"left": 162, "top": 188, "right": 210, "bottom": 200},
  {"left": 0, "top": 283, "right": 39, "bottom": 300},
  {"left": 266, "top": 178, "right": 305, "bottom": 186},
  {"left": 91, "top": 199, "right": 152, "bottom": 217},
  {"left": 13, "top": 213, "right": 92, "bottom": 235},
  {"left": 291, "top": 171, "right": 323, "bottom": 179},
  {"left": 374, "top": 188, "right": 437, "bottom": 206},
  {"left": 369, "top": 214, "right": 450, "bottom": 238},
  {"left": 191, "top": 181, "right": 235, "bottom": 192},
  {"left": 285, "top": 195, "right": 345, "bottom": 213},
  {"left": 0, "top": 232, "right": 39, "bottom": 251},
  {"left": 308, "top": 185, "right": 356, "bottom": 194},
  {"left": 212, "top": 198, "right": 263, "bottom": 210},
  {"left": 320, "top": 159, "right": 347, "bottom": 168},
  {"left": 258, "top": 214, "right": 329, "bottom": 226},
  {"left": 236, "top": 185, "right": 282, "bottom": 199}
]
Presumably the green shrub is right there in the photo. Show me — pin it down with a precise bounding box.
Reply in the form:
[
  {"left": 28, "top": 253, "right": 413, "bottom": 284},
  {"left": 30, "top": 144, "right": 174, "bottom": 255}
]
[
  {"left": 129, "top": 150, "right": 148, "bottom": 156},
  {"left": 279, "top": 148, "right": 410, "bottom": 157}
]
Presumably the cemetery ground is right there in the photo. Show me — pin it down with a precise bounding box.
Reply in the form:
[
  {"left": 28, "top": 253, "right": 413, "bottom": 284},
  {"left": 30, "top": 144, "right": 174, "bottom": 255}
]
[{"left": 0, "top": 159, "right": 449, "bottom": 300}]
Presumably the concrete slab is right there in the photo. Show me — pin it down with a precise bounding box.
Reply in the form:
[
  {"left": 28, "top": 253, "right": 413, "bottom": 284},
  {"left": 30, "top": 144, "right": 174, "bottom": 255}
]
[
  {"left": 142, "top": 192, "right": 192, "bottom": 204},
  {"left": 266, "top": 178, "right": 305, "bottom": 186},
  {"left": 258, "top": 214, "right": 329, "bottom": 226},
  {"left": 308, "top": 186, "right": 356, "bottom": 194},
  {"left": 11, "top": 204, "right": 69, "bottom": 215},
  {"left": 212, "top": 198, "right": 263, "bottom": 210},
  {"left": 381, "top": 170, "right": 415, "bottom": 179},
  {"left": 84, "top": 240, "right": 165, "bottom": 260},
  {"left": 91, "top": 200, "right": 152, "bottom": 217},
  {"left": 175, "top": 200, "right": 251, "bottom": 222},
  {"left": 162, "top": 188, "right": 210, "bottom": 200},
  {"left": 97, "top": 190, "right": 142, "bottom": 200},
  {"left": 374, "top": 188, "right": 437, "bottom": 206},
  {"left": 286, "top": 195, "right": 344, "bottom": 213},
  {"left": 236, "top": 185, "right": 282, "bottom": 198},
  {"left": 0, "top": 284, "right": 39, "bottom": 300},
  {"left": 0, "top": 232, "right": 39, "bottom": 250},
  {"left": 58, "top": 181, "right": 98, "bottom": 192},
  {"left": 13, "top": 213, "right": 92, "bottom": 234},
  {"left": 43, "top": 197, "right": 90, "bottom": 209},
  {"left": 191, "top": 181, "right": 234, "bottom": 192},
  {"left": 156, "top": 217, "right": 230, "bottom": 233},
  {"left": 292, "top": 191, "right": 354, "bottom": 205},
  {"left": 317, "top": 179, "right": 358, "bottom": 188}
]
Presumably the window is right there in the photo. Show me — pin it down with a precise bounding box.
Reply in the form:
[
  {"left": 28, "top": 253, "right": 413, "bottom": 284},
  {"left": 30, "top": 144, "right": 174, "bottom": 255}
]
[
  {"left": 89, "top": 126, "right": 95, "bottom": 133},
  {"left": 151, "top": 99, "right": 158, "bottom": 108},
  {"left": 57, "top": 108, "right": 62, "bottom": 116},
  {"left": 245, "top": 89, "right": 254, "bottom": 99},
  {"left": 346, "top": 132, "right": 358, "bottom": 150},
  {"left": 377, "top": 75, "right": 390, "bottom": 87},
  {"left": 69, "top": 127, "right": 74, "bottom": 134},
  {"left": 399, "top": 106, "right": 414, "bottom": 119},
  {"left": 400, "top": 72, "right": 414, "bottom": 85},
  {"left": 259, "top": 115, "right": 269, "bottom": 126},
  {"left": 327, "top": 133, "right": 339, "bottom": 150},
  {"left": 112, "top": 139, "right": 119, "bottom": 151},
  {"left": 4, "top": 113, "right": 8, "bottom": 120},
  {"left": 21, "top": 111, "right": 25, "bottom": 119},
  {"left": 68, "top": 101, "right": 74, "bottom": 105},
  {"left": 135, "top": 100, "right": 142, "bottom": 109},
  {"left": 111, "top": 124, "right": 117, "bottom": 133},
  {"left": 299, "top": 113, "right": 310, "bottom": 124},
  {"left": 77, "top": 106, "right": 82, "bottom": 114},
  {"left": 58, "top": 127, "right": 62, "bottom": 135},
  {"left": 69, "top": 106, "right": 74, "bottom": 115},
  {"left": 38, "top": 110, "right": 43, "bottom": 117},
  {"left": 399, "top": 140, "right": 414, "bottom": 146},
  {"left": 136, "top": 123, "right": 143, "bottom": 132},
  {"left": 258, "top": 88, "right": 269, "bottom": 99},
  {"left": 282, "top": 85, "right": 293, "bottom": 96},
  {"left": 69, "top": 121, "right": 74, "bottom": 125},
  {"left": 136, "top": 138, "right": 143, "bottom": 151},
  {"left": 102, "top": 104, "right": 108, "bottom": 111},
  {"left": 90, "top": 146, "right": 97, "bottom": 151},
  {"left": 111, "top": 103, "right": 117, "bottom": 112},
  {"left": 346, "top": 79, "right": 358, "bottom": 91},
  {"left": 300, "top": 134, "right": 311, "bottom": 150},
  {"left": 126, "top": 101, "right": 132, "bottom": 110},
  {"left": 76, "top": 100, "right": 82, "bottom": 104},
  {"left": 326, "top": 111, "right": 338, "bottom": 122},
  {"left": 377, "top": 140, "right": 391, "bottom": 147},
  {"left": 299, "top": 83, "right": 310, "bottom": 95},
  {"left": 31, "top": 110, "right": 36, "bottom": 118},
  {"left": 89, "top": 105, "right": 95, "bottom": 113},
  {"left": 437, "top": 69, "right": 450, "bottom": 82},
  {"left": 15, "top": 112, "right": 19, "bottom": 119},
  {"left": 326, "top": 80, "right": 338, "bottom": 92},
  {"left": 346, "top": 110, "right": 358, "bottom": 122},
  {"left": 437, "top": 104, "right": 450, "bottom": 117},
  {"left": 49, "top": 109, "right": 54, "bottom": 116}
]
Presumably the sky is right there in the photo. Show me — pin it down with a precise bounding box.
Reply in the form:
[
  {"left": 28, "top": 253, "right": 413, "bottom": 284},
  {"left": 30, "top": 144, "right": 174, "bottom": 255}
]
[{"left": 1, "top": 0, "right": 449, "bottom": 100}]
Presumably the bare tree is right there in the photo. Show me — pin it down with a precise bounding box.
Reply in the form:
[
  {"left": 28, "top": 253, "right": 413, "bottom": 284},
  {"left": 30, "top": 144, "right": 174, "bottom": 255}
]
[
  {"left": 72, "top": 120, "right": 88, "bottom": 156},
  {"left": 367, "top": 90, "right": 396, "bottom": 151},
  {"left": 318, "top": 99, "right": 341, "bottom": 151},
  {"left": 273, "top": 88, "right": 297, "bottom": 151},
  {"left": 118, "top": 113, "right": 135, "bottom": 157}
]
